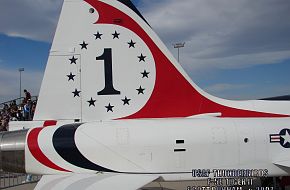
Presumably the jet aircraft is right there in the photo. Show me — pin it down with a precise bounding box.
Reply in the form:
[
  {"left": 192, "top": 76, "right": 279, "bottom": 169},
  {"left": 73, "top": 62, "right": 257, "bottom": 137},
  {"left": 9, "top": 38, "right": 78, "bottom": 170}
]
[{"left": 1, "top": 0, "right": 290, "bottom": 189}]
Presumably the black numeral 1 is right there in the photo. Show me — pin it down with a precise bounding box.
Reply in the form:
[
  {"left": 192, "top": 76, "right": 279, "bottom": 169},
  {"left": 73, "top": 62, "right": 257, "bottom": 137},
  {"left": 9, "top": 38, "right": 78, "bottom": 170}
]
[{"left": 96, "top": 48, "right": 121, "bottom": 95}]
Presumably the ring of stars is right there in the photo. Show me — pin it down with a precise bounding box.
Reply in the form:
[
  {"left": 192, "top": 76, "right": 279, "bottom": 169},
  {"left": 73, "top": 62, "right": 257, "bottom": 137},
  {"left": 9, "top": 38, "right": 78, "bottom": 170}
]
[{"left": 67, "top": 29, "right": 152, "bottom": 114}]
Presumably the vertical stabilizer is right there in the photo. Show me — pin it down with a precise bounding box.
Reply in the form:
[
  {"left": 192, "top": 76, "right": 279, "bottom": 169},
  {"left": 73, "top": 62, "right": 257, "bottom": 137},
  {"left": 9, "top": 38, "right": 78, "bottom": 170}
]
[{"left": 34, "top": 0, "right": 290, "bottom": 122}]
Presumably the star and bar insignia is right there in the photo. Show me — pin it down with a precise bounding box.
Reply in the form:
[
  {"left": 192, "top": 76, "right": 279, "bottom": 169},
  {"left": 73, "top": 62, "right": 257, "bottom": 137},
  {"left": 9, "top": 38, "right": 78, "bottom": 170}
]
[{"left": 270, "top": 128, "right": 290, "bottom": 148}]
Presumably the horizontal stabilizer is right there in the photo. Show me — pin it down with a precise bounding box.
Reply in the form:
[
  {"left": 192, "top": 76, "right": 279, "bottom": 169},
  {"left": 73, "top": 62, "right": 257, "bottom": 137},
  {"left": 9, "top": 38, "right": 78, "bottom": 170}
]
[
  {"left": 273, "top": 152, "right": 290, "bottom": 168},
  {"left": 34, "top": 173, "right": 159, "bottom": 190},
  {"left": 274, "top": 160, "right": 290, "bottom": 168}
]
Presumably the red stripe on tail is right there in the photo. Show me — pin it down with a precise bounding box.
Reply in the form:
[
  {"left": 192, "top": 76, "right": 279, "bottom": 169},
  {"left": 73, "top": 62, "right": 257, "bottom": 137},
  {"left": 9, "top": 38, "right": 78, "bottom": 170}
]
[{"left": 27, "top": 128, "right": 70, "bottom": 172}]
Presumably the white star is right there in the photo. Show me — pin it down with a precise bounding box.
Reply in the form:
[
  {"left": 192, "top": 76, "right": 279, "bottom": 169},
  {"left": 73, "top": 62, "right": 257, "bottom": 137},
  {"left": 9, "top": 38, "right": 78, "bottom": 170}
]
[{"left": 281, "top": 130, "right": 290, "bottom": 146}]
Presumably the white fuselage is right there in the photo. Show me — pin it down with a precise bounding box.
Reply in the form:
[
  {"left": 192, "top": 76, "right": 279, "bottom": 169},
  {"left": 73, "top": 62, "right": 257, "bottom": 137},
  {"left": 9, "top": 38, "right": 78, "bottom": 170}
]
[{"left": 25, "top": 118, "right": 290, "bottom": 180}]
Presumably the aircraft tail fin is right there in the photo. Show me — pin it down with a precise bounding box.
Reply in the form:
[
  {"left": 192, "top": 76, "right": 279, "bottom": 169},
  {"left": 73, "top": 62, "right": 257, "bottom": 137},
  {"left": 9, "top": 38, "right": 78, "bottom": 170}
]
[{"left": 33, "top": 0, "right": 289, "bottom": 122}]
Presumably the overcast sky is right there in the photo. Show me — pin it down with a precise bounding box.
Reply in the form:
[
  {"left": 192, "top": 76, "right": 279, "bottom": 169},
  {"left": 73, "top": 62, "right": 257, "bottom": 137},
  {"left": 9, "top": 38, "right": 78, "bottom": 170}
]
[{"left": 0, "top": 0, "right": 290, "bottom": 102}]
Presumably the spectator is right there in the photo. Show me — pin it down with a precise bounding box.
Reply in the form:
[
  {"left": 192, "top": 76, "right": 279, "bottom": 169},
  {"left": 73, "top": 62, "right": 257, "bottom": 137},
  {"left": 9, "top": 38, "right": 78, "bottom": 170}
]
[
  {"left": 31, "top": 101, "right": 37, "bottom": 119},
  {"left": 0, "top": 95, "right": 37, "bottom": 131},
  {"left": 23, "top": 89, "right": 31, "bottom": 103},
  {"left": 23, "top": 101, "right": 31, "bottom": 121},
  {"left": 10, "top": 101, "right": 18, "bottom": 119},
  {"left": 0, "top": 114, "right": 4, "bottom": 131},
  {"left": 3, "top": 104, "right": 8, "bottom": 111},
  {"left": 0, "top": 115, "right": 9, "bottom": 131},
  {"left": 17, "top": 106, "right": 24, "bottom": 121}
]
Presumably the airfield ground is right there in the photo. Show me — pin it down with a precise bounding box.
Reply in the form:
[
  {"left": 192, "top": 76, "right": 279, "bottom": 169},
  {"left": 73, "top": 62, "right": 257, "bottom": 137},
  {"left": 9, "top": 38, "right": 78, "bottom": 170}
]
[{"left": 2, "top": 178, "right": 290, "bottom": 190}]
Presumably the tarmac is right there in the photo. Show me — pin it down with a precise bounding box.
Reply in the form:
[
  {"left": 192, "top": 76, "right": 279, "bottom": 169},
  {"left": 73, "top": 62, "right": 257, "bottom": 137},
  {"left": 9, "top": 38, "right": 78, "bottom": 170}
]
[
  {"left": 0, "top": 172, "right": 289, "bottom": 190},
  {"left": 2, "top": 183, "right": 37, "bottom": 190},
  {"left": 2, "top": 178, "right": 290, "bottom": 190},
  {"left": 0, "top": 173, "right": 40, "bottom": 190}
]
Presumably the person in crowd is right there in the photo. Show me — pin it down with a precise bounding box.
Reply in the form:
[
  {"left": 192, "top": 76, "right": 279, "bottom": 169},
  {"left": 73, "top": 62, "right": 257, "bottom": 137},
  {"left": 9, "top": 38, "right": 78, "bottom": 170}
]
[
  {"left": 0, "top": 114, "right": 4, "bottom": 131},
  {"left": 17, "top": 106, "right": 24, "bottom": 121},
  {"left": 23, "top": 100, "right": 31, "bottom": 121},
  {"left": 10, "top": 101, "right": 18, "bottom": 120},
  {"left": 3, "top": 104, "right": 8, "bottom": 111},
  {"left": 23, "top": 89, "right": 31, "bottom": 103},
  {"left": 0, "top": 115, "right": 9, "bottom": 131},
  {"left": 0, "top": 92, "right": 37, "bottom": 131},
  {"left": 31, "top": 101, "right": 37, "bottom": 120}
]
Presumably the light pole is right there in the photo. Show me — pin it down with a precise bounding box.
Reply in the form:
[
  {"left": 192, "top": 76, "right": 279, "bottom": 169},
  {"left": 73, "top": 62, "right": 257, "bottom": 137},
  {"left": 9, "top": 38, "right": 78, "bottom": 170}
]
[
  {"left": 19, "top": 68, "right": 24, "bottom": 100},
  {"left": 173, "top": 42, "right": 185, "bottom": 62}
]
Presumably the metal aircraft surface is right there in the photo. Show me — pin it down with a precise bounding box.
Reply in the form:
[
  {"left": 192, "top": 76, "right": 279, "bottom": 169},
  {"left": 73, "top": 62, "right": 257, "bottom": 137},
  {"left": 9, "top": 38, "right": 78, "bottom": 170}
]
[{"left": 1, "top": 0, "right": 290, "bottom": 189}]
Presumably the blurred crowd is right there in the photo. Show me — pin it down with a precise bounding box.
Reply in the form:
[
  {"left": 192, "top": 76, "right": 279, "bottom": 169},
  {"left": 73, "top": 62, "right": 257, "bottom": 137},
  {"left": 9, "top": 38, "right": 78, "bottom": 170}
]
[{"left": 0, "top": 90, "right": 36, "bottom": 132}]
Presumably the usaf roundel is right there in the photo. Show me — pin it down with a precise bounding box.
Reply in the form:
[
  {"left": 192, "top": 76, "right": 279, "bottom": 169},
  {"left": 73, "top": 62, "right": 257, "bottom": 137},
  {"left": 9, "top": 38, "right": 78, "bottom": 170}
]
[{"left": 270, "top": 128, "right": 290, "bottom": 148}]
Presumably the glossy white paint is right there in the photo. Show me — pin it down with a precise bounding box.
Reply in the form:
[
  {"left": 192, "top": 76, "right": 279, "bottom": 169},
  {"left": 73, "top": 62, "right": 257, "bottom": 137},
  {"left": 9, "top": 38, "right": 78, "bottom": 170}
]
[
  {"left": 18, "top": 0, "right": 290, "bottom": 189},
  {"left": 34, "top": 173, "right": 159, "bottom": 190},
  {"left": 34, "top": 0, "right": 156, "bottom": 122},
  {"left": 32, "top": 0, "right": 290, "bottom": 123},
  {"left": 26, "top": 118, "right": 290, "bottom": 179}
]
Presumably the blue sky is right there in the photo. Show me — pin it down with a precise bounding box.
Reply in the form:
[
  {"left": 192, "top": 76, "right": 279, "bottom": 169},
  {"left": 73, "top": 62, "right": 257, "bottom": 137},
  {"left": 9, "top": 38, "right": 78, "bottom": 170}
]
[{"left": 0, "top": 0, "right": 290, "bottom": 102}]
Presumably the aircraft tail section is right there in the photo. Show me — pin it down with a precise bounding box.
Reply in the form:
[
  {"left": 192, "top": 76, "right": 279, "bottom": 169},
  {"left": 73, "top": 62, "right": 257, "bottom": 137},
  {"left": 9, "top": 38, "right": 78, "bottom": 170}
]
[{"left": 34, "top": 0, "right": 290, "bottom": 122}]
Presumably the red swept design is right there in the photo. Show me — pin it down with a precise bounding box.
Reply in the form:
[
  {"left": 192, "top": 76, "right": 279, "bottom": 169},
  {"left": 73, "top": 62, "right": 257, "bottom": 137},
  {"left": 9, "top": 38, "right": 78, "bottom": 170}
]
[
  {"left": 27, "top": 128, "right": 71, "bottom": 172},
  {"left": 85, "top": 0, "right": 288, "bottom": 119}
]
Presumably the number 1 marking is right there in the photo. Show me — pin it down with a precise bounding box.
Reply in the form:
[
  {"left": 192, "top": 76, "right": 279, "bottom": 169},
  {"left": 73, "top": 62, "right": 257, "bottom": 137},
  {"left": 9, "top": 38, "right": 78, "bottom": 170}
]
[{"left": 96, "top": 48, "right": 121, "bottom": 95}]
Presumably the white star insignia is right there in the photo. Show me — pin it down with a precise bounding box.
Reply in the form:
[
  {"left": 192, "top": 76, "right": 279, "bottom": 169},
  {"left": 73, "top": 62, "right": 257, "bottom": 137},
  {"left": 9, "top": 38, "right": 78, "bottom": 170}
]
[{"left": 281, "top": 130, "right": 290, "bottom": 146}]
